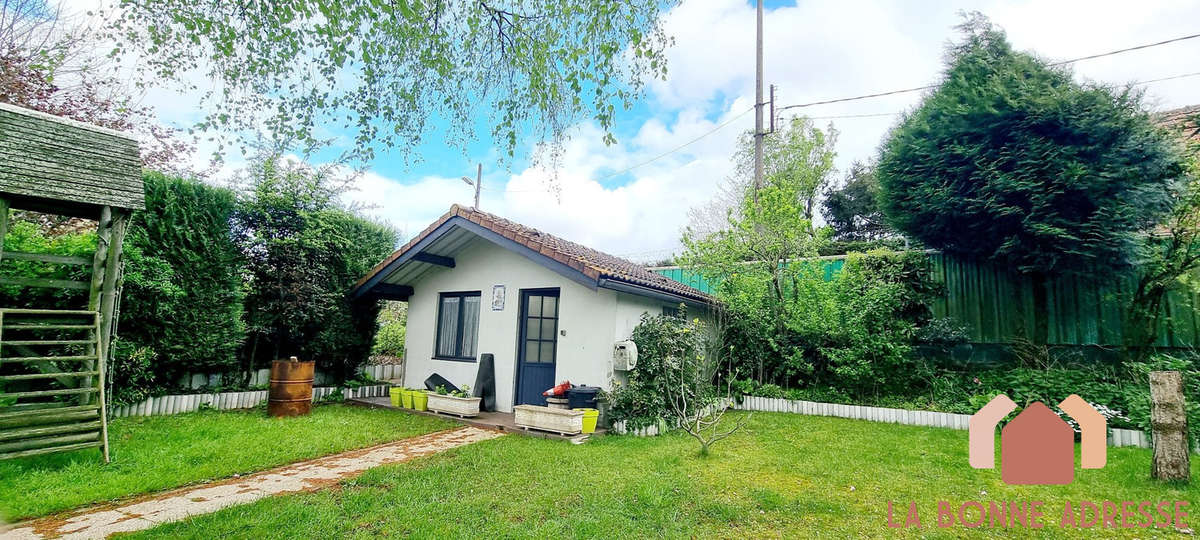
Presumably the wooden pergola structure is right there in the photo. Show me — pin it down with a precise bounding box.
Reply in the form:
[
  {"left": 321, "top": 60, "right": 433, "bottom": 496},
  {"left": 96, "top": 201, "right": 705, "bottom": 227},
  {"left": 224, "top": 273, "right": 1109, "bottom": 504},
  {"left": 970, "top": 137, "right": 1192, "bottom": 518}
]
[{"left": 0, "top": 102, "right": 143, "bottom": 462}]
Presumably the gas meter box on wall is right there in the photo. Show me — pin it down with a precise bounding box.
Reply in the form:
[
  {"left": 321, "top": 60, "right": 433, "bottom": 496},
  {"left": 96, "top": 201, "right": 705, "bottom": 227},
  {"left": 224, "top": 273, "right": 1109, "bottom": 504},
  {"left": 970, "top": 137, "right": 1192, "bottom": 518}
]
[{"left": 613, "top": 340, "right": 638, "bottom": 371}]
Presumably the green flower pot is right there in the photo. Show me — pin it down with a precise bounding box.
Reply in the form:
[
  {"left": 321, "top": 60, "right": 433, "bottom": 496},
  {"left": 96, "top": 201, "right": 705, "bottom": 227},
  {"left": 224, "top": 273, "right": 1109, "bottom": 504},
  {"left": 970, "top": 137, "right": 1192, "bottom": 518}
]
[
  {"left": 389, "top": 387, "right": 403, "bottom": 407},
  {"left": 412, "top": 391, "right": 428, "bottom": 411},
  {"left": 401, "top": 389, "right": 415, "bottom": 409}
]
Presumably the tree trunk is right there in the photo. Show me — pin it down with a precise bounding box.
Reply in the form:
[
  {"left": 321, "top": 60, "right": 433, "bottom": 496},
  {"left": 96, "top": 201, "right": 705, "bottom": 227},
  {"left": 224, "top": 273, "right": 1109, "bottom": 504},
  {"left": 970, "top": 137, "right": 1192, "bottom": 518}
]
[{"left": 1150, "top": 371, "right": 1191, "bottom": 483}]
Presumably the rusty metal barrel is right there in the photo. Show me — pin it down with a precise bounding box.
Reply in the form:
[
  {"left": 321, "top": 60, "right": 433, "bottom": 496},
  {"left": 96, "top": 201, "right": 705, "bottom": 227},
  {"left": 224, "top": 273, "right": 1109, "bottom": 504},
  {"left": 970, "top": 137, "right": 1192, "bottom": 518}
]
[{"left": 268, "top": 356, "right": 314, "bottom": 417}]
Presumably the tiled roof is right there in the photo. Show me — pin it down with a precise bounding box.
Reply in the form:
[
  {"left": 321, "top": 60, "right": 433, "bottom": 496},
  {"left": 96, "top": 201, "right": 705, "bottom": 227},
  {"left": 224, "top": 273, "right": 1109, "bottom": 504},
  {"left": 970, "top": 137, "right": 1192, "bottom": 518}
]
[
  {"left": 1159, "top": 105, "right": 1200, "bottom": 144},
  {"left": 356, "top": 205, "right": 712, "bottom": 304}
]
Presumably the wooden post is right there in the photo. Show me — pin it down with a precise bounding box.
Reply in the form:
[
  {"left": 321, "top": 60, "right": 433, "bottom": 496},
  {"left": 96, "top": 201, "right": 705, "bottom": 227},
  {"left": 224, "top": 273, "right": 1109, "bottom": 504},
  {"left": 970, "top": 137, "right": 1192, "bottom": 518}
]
[
  {"left": 82, "top": 207, "right": 111, "bottom": 407},
  {"left": 88, "top": 206, "right": 113, "bottom": 312},
  {"left": 1150, "top": 371, "right": 1190, "bottom": 482},
  {"left": 94, "top": 209, "right": 127, "bottom": 464},
  {"left": 0, "top": 197, "right": 9, "bottom": 261}
]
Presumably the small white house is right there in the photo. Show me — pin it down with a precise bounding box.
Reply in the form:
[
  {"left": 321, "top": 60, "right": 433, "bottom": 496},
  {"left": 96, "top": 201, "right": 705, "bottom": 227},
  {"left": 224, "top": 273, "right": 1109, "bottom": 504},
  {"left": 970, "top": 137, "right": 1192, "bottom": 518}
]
[{"left": 352, "top": 205, "right": 711, "bottom": 412}]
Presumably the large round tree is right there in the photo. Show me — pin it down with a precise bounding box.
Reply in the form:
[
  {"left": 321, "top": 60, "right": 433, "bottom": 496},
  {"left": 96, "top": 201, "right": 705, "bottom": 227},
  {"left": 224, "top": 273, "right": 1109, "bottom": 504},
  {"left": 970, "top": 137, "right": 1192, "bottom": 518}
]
[{"left": 877, "top": 17, "right": 1185, "bottom": 279}]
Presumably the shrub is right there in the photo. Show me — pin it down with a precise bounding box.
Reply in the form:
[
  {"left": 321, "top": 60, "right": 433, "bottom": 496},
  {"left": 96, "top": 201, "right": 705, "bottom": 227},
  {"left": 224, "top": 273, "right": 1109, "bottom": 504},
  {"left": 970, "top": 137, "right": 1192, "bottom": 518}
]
[
  {"left": 108, "top": 338, "right": 158, "bottom": 406},
  {"left": 371, "top": 302, "right": 406, "bottom": 357},
  {"left": 604, "top": 310, "right": 707, "bottom": 430}
]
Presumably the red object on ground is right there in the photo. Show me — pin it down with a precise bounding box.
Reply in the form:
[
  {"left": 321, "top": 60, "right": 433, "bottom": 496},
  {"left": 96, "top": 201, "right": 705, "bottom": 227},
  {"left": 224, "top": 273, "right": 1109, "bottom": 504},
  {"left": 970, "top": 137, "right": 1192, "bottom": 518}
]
[{"left": 542, "top": 381, "right": 572, "bottom": 397}]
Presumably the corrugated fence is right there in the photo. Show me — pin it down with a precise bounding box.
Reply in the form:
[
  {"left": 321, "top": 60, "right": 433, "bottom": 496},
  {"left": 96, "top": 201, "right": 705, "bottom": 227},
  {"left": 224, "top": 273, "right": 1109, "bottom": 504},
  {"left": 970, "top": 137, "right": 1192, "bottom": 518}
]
[{"left": 653, "top": 252, "right": 1200, "bottom": 348}]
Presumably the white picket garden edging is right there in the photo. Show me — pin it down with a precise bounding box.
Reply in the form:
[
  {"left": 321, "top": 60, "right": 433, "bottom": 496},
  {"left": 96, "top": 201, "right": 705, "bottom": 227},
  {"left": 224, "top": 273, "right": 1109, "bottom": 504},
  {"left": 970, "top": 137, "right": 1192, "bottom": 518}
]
[
  {"left": 108, "top": 384, "right": 390, "bottom": 418},
  {"left": 735, "top": 395, "right": 1163, "bottom": 451},
  {"left": 176, "top": 364, "right": 403, "bottom": 391}
]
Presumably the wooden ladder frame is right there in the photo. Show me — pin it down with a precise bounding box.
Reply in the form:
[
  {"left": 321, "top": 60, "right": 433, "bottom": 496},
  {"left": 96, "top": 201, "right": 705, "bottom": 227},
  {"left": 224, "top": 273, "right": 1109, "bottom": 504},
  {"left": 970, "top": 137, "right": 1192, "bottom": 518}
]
[{"left": 0, "top": 198, "right": 128, "bottom": 462}]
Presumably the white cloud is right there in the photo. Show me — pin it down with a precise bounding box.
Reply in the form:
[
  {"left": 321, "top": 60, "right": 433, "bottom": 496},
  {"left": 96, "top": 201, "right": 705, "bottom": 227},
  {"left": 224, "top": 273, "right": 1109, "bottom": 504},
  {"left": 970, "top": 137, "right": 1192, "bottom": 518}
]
[{"left": 348, "top": 118, "right": 742, "bottom": 260}]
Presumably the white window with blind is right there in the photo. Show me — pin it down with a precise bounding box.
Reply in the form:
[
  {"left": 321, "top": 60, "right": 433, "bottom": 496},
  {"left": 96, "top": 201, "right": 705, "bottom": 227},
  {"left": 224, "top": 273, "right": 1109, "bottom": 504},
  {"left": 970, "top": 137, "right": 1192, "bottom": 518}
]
[{"left": 434, "top": 291, "right": 481, "bottom": 361}]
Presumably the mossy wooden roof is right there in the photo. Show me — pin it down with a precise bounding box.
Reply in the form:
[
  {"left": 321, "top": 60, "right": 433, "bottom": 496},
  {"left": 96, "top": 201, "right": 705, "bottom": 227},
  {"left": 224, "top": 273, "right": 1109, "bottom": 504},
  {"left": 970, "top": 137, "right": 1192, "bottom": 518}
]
[{"left": 0, "top": 102, "right": 143, "bottom": 212}]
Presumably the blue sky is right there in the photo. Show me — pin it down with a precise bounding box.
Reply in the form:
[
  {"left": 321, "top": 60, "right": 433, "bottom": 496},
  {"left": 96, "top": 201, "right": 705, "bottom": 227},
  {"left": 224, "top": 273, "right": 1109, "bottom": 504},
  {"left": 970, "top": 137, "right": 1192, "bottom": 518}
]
[{"left": 127, "top": 0, "right": 1200, "bottom": 261}]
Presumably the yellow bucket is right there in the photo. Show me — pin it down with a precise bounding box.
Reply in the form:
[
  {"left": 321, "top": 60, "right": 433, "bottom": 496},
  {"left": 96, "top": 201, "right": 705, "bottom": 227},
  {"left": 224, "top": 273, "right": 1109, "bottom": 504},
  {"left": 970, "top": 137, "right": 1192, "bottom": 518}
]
[
  {"left": 412, "top": 391, "right": 428, "bottom": 411},
  {"left": 401, "top": 389, "right": 415, "bottom": 409},
  {"left": 389, "top": 387, "right": 403, "bottom": 407},
  {"left": 575, "top": 408, "right": 599, "bottom": 434}
]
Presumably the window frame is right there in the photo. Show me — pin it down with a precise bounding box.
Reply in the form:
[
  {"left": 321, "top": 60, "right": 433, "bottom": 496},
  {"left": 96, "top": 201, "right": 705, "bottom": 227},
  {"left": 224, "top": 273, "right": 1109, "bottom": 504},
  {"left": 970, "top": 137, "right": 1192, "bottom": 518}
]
[{"left": 433, "top": 290, "right": 482, "bottom": 362}]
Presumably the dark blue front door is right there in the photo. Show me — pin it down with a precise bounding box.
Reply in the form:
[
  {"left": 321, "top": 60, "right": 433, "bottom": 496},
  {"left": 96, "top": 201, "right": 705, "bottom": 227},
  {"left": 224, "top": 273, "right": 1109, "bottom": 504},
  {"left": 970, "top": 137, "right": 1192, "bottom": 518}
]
[{"left": 516, "top": 289, "right": 559, "bottom": 406}]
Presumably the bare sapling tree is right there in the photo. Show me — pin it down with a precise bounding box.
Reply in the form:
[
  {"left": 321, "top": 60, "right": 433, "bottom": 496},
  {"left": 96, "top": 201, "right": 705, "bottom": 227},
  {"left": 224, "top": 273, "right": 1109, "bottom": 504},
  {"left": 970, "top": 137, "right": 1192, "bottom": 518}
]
[{"left": 662, "top": 308, "right": 749, "bottom": 456}]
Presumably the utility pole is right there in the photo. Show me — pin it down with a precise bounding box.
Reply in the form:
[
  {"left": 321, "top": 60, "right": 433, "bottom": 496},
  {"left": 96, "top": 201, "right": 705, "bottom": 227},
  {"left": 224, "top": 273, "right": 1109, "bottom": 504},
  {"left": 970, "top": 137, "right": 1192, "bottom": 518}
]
[
  {"left": 752, "top": 0, "right": 764, "bottom": 203},
  {"left": 474, "top": 163, "right": 481, "bottom": 209},
  {"left": 461, "top": 163, "right": 482, "bottom": 209}
]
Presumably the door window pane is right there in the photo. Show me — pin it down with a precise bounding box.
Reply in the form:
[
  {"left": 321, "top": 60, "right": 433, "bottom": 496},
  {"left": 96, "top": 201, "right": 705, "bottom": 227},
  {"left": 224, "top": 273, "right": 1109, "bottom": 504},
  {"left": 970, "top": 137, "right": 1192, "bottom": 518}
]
[
  {"left": 526, "top": 319, "right": 540, "bottom": 341},
  {"left": 525, "top": 340, "right": 540, "bottom": 363},
  {"left": 539, "top": 342, "right": 555, "bottom": 364},
  {"left": 527, "top": 295, "right": 542, "bottom": 317},
  {"left": 543, "top": 296, "right": 557, "bottom": 317},
  {"left": 540, "top": 319, "right": 556, "bottom": 340}
]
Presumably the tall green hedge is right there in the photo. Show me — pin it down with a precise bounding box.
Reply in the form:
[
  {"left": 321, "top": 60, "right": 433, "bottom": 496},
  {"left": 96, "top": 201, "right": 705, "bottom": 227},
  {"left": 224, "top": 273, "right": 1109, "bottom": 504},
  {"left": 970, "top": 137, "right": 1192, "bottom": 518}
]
[{"left": 120, "top": 172, "right": 246, "bottom": 385}]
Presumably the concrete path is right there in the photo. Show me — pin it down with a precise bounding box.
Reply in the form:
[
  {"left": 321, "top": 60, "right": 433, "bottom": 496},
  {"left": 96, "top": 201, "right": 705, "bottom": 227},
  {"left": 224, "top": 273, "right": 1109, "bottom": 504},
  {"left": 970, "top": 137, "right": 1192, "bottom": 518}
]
[{"left": 3, "top": 426, "right": 503, "bottom": 539}]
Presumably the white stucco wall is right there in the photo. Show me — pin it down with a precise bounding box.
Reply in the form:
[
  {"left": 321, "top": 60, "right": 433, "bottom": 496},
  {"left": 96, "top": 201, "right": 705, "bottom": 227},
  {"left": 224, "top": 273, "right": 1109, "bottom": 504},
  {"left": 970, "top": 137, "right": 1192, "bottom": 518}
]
[{"left": 403, "top": 237, "right": 681, "bottom": 412}]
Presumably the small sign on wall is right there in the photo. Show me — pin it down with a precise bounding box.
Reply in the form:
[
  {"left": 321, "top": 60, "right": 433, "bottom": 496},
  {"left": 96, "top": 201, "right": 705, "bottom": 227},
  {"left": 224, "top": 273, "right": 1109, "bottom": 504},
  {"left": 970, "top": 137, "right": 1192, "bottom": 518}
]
[{"left": 491, "top": 285, "right": 506, "bottom": 311}]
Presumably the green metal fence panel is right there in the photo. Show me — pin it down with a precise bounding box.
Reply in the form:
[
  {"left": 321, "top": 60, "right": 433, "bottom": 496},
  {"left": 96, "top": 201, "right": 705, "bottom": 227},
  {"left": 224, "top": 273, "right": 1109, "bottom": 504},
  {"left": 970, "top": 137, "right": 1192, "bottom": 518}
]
[
  {"left": 654, "top": 252, "right": 1200, "bottom": 348},
  {"left": 648, "top": 266, "right": 715, "bottom": 295}
]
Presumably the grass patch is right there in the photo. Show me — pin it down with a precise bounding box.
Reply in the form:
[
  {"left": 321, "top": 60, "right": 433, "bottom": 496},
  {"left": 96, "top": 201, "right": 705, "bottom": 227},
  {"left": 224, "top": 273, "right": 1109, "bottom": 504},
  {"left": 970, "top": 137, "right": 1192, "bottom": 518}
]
[
  {"left": 127, "top": 412, "right": 1199, "bottom": 538},
  {"left": 0, "top": 404, "right": 454, "bottom": 521}
]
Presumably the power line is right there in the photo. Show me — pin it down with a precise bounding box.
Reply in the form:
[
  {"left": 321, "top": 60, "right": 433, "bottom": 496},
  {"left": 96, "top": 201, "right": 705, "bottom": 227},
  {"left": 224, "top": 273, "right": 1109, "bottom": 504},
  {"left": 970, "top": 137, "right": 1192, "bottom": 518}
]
[
  {"left": 788, "top": 70, "right": 1200, "bottom": 124},
  {"left": 596, "top": 106, "right": 754, "bottom": 181},
  {"left": 809, "top": 111, "right": 900, "bottom": 120},
  {"left": 1047, "top": 32, "right": 1200, "bottom": 66},
  {"left": 778, "top": 32, "right": 1200, "bottom": 112},
  {"left": 1133, "top": 70, "right": 1200, "bottom": 86}
]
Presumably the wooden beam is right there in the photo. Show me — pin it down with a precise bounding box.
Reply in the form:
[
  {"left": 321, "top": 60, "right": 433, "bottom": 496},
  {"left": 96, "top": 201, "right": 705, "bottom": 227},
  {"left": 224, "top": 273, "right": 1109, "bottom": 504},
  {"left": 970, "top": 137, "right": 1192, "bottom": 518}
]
[
  {"left": 1, "top": 251, "right": 91, "bottom": 265},
  {"left": 365, "top": 283, "right": 414, "bottom": 300},
  {"left": 0, "top": 308, "right": 96, "bottom": 315},
  {"left": 0, "top": 387, "right": 96, "bottom": 399},
  {"left": 0, "top": 371, "right": 99, "bottom": 382},
  {"left": 0, "top": 431, "right": 99, "bottom": 454},
  {"left": 3, "top": 324, "right": 94, "bottom": 330},
  {"left": 0, "top": 421, "right": 102, "bottom": 441},
  {"left": 412, "top": 252, "right": 455, "bottom": 267},
  {"left": 0, "top": 276, "right": 90, "bottom": 290},
  {"left": 0, "top": 355, "right": 98, "bottom": 364},
  {"left": 0, "top": 404, "right": 98, "bottom": 420},
  {"left": 0, "top": 440, "right": 101, "bottom": 461}
]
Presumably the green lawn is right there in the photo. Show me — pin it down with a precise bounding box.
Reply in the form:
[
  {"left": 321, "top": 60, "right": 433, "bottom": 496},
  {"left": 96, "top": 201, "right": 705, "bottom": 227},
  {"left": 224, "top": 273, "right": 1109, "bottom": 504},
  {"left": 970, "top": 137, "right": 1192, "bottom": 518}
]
[
  {"left": 0, "top": 403, "right": 455, "bottom": 521},
  {"left": 126, "top": 412, "right": 1199, "bottom": 539}
]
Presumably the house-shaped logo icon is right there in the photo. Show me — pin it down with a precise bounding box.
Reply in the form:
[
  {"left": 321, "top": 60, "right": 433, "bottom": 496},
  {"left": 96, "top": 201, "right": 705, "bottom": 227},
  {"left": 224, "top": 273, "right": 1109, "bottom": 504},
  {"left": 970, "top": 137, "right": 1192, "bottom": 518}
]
[{"left": 969, "top": 394, "right": 1106, "bottom": 485}]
